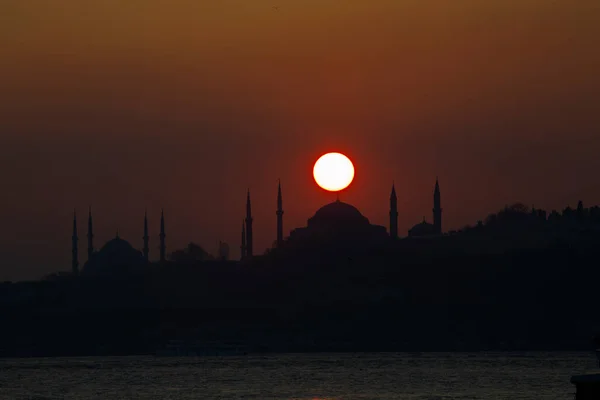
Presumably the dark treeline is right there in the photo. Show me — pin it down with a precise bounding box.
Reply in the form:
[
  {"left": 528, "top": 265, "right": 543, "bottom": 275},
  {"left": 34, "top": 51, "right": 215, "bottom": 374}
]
[{"left": 1, "top": 202, "right": 600, "bottom": 356}]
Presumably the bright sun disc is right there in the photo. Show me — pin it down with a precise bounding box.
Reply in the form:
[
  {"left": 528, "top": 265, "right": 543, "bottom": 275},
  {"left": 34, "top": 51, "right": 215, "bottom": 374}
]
[{"left": 313, "top": 152, "right": 355, "bottom": 192}]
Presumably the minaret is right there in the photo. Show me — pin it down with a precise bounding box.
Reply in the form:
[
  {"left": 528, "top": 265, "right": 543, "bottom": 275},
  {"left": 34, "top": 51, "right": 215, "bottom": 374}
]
[
  {"left": 389, "top": 183, "right": 398, "bottom": 239},
  {"left": 240, "top": 220, "right": 246, "bottom": 260},
  {"left": 245, "top": 190, "right": 253, "bottom": 257},
  {"left": 433, "top": 177, "right": 442, "bottom": 235},
  {"left": 72, "top": 209, "right": 79, "bottom": 275},
  {"left": 159, "top": 209, "right": 166, "bottom": 263},
  {"left": 276, "top": 180, "right": 284, "bottom": 247},
  {"left": 87, "top": 206, "right": 94, "bottom": 260},
  {"left": 143, "top": 210, "right": 149, "bottom": 262}
]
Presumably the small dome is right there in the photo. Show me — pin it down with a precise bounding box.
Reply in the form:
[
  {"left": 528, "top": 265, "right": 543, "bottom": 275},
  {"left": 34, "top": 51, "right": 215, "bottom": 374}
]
[{"left": 308, "top": 200, "right": 370, "bottom": 228}]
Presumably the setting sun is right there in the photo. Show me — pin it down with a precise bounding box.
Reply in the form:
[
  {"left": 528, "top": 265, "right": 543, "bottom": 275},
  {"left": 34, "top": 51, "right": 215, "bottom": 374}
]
[{"left": 313, "top": 152, "right": 355, "bottom": 192}]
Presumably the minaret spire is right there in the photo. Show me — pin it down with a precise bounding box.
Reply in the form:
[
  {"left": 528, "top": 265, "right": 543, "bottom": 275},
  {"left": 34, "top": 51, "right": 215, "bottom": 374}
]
[
  {"left": 389, "top": 182, "right": 398, "bottom": 239},
  {"left": 245, "top": 189, "right": 253, "bottom": 257},
  {"left": 433, "top": 177, "right": 442, "bottom": 235},
  {"left": 87, "top": 206, "right": 94, "bottom": 261},
  {"left": 240, "top": 220, "right": 246, "bottom": 260},
  {"left": 143, "top": 209, "right": 149, "bottom": 262},
  {"left": 72, "top": 209, "right": 79, "bottom": 275},
  {"left": 276, "top": 180, "right": 284, "bottom": 247},
  {"left": 159, "top": 209, "right": 166, "bottom": 263}
]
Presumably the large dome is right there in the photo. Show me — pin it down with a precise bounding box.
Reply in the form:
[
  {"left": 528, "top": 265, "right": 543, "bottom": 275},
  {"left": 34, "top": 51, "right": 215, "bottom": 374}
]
[
  {"left": 285, "top": 199, "right": 389, "bottom": 249},
  {"left": 99, "top": 237, "right": 137, "bottom": 255},
  {"left": 83, "top": 236, "right": 146, "bottom": 276},
  {"left": 408, "top": 219, "right": 435, "bottom": 237},
  {"left": 308, "top": 200, "right": 370, "bottom": 228}
]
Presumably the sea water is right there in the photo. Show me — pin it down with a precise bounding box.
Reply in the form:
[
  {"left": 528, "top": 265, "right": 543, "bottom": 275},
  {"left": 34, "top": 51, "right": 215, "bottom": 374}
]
[{"left": 0, "top": 352, "right": 595, "bottom": 399}]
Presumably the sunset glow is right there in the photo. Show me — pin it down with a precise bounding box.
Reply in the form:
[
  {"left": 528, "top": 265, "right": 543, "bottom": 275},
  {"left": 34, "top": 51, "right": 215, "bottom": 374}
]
[
  {"left": 1, "top": 0, "right": 599, "bottom": 280},
  {"left": 313, "top": 153, "right": 355, "bottom": 192}
]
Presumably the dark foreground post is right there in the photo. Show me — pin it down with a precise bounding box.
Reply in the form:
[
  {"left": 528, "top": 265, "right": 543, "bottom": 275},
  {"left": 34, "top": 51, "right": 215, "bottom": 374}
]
[
  {"left": 571, "top": 374, "right": 600, "bottom": 400},
  {"left": 570, "top": 341, "right": 600, "bottom": 399}
]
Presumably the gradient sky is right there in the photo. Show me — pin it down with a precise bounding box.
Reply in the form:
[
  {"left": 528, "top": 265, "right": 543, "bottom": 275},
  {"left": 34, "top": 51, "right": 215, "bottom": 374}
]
[{"left": 1, "top": 0, "right": 599, "bottom": 280}]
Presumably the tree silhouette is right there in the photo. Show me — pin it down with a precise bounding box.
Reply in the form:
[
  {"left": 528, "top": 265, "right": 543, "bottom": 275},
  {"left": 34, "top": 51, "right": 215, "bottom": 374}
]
[
  {"left": 485, "top": 203, "right": 530, "bottom": 226},
  {"left": 169, "top": 242, "right": 214, "bottom": 263}
]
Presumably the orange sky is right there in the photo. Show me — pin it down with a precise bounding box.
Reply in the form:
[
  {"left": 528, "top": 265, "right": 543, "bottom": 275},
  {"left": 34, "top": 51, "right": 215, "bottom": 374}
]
[{"left": 1, "top": 0, "right": 599, "bottom": 280}]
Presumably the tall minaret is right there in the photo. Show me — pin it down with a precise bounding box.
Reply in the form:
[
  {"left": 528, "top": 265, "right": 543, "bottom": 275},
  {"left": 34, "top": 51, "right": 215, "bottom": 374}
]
[
  {"left": 433, "top": 177, "right": 442, "bottom": 235},
  {"left": 159, "top": 209, "right": 166, "bottom": 263},
  {"left": 87, "top": 206, "right": 94, "bottom": 261},
  {"left": 72, "top": 209, "right": 79, "bottom": 275},
  {"left": 245, "top": 190, "right": 253, "bottom": 257},
  {"left": 389, "top": 183, "right": 398, "bottom": 239},
  {"left": 276, "top": 180, "right": 284, "bottom": 247},
  {"left": 240, "top": 220, "right": 246, "bottom": 260},
  {"left": 143, "top": 210, "right": 149, "bottom": 262}
]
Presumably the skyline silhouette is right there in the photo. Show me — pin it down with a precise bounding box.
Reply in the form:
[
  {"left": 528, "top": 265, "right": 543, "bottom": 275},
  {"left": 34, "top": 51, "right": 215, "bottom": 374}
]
[
  {"left": 5, "top": 191, "right": 600, "bottom": 357},
  {"left": 4, "top": 4, "right": 600, "bottom": 399},
  {"left": 65, "top": 176, "right": 600, "bottom": 275},
  {"left": 1, "top": 0, "right": 599, "bottom": 280}
]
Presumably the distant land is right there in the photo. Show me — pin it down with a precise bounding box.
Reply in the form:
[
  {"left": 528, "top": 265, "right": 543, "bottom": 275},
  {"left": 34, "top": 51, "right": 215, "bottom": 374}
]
[{"left": 1, "top": 201, "right": 600, "bottom": 357}]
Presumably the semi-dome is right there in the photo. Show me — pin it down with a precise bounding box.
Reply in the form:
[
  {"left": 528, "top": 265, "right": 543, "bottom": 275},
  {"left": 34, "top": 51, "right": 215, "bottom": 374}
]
[{"left": 308, "top": 200, "right": 370, "bottom": 228}]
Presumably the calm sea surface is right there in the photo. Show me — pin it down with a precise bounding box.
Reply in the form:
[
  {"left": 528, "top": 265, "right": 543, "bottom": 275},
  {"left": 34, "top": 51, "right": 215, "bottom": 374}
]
[{"left": 0, "top": 352, "right": 596, "bottom": 399}]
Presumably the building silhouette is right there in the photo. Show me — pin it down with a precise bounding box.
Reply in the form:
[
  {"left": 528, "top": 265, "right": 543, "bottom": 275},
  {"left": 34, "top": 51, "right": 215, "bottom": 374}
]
[
  {"left": 433, "top": 177, "right": 442, "bottom": 234},
  {"left": 284, "top": 200, "right": 389, "bottom": 250},
  {"left": 70, "top": 177, "right": 445, "bottom": 272},
  {"left": 408, "top": 178, "right": 443, "bottom": 237},
  {"left": 234, "top": 177, "right": 446, "bottom": 256},
  {"left": 389, "top": 183, "right": 398, "bottom": 239},
  {"left": 84, "top": 233, "right": 146, "bottom": 276},
  {"left": 143, "top": 210, "right": 150, "bottom": 262},
  {"left": 240, "top": 220, "right": 246, "bottom": 260},
  {"left": 245, "top": 190, "right": 253, "bottom": 257},
  {"left": 159, "top": 209, "right": 166, "bottom": 263},
  {"left": 276, "top": 180, "right": 284, "bottom": 247},
  {"left": 87, "top": 206, "right": 94, "bottom": 259},
  {"left": 68, "top": 209, "right": 168, "bottom": 275},
  {"left": 72, "top": 210, "right": 78, "bottom": 275}
]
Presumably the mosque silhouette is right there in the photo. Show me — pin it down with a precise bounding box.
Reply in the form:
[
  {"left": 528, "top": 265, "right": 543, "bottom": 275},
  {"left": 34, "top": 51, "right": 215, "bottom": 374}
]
[{"left": 71, "top": 179, "right": 442, "bottom": 275}]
